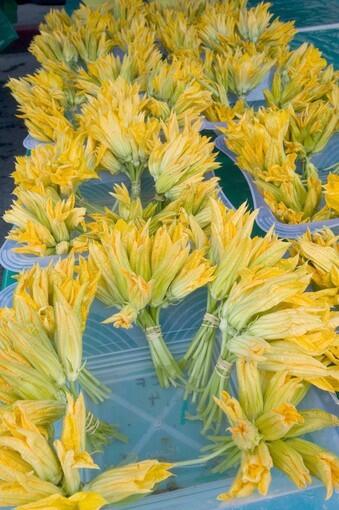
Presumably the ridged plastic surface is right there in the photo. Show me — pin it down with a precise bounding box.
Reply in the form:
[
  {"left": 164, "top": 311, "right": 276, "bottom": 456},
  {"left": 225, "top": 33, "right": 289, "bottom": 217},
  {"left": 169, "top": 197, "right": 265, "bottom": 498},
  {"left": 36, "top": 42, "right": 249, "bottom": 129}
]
[
  {"left": 88, "top": 369, "right": 339, "bottom": 510},
  {"left": 0, "top": 283, "right": 338, "bottom": 510},
  {"left": 215, "top": 136, "right": 339, "bottom": 238}
]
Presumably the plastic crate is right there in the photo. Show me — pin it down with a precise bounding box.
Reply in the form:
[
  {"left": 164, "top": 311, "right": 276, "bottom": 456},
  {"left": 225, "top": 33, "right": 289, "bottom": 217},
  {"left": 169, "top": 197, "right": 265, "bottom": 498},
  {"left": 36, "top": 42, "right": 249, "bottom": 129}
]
[
  {"left": 0, "top": 139, "right": 232, "bottom": 272},
  {"left": 87, "top": 363, "right": 339, "bottom": 510},
  {"left": 0, "top": 282, "right": 338, "bottom": 510},
  {"left": 215, "top": 136, "right": 339, "bottom": 238},
  {"left": 0, "top": 170, "right": 151, "bottom": 272}
]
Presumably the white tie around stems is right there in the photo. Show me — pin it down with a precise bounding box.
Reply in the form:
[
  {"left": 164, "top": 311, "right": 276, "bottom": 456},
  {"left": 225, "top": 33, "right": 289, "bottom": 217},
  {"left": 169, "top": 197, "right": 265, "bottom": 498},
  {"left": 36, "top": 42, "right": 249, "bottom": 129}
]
[
  {"left": 202, "top": 312, "right": 220, "bottom": 328},
  {"left": 145, "top": 325, "right": 163, "bottom": 343},
  {"left": 215, "top": 358, "right": 233, "bottom": 378}
]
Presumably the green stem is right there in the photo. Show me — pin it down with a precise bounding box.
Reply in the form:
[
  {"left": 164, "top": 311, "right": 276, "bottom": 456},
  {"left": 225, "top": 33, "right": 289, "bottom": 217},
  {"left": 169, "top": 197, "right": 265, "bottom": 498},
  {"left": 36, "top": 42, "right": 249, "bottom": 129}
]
[
  {"left": 173, "top": 441, "right": 234, "bottom": 468},
  {"left": 301, "top": 156, "right": 308, "bottom": 179},
  {"left": 68, "top": 380, "right": 78, "bottom": 399},
  {"left": 85, "top": 413, "right": 128, "bottom": 454},
  {"left": 138, "top": 307, "right": 183, "bottom": 388},
  {"left": 321, "top": 161, "right": 339, "bottom": 174},
  {"left": 239, "top": 93, "right": 249, "bottom": 107},
  {"left": 182, "top": 291, "right": 220, "bottom": 402},
  {"left": 196, "top": 328, "right": 235, "bottom": 433},
  {"left": 78, "top": 368, "right": 111, "bottom": 404},
  {"left": 125, "top": 163, "right": 143, "bottom": 199}
]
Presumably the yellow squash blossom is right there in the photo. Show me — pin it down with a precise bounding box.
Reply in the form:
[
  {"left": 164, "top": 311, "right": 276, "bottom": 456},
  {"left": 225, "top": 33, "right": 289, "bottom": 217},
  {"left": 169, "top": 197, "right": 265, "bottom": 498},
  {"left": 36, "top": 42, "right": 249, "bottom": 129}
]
[
  {"left": 30, "top": 13, "right": 114, "bottom": 69},
  {"left": 0, "top": 473, "right": 62, "bottom": 507},
  {"left": 74, "top": 0, "right": 143, "bottom": 28},
  {"left": 148, "top": 114, "right": 219, "bottom": 200},
  {"left": 4, "top": 188, "right": 87, "bottom": 256},
  {"left": 227, "top": 49, "right": 274, "bottom": 98},
  {"left": 225, "top": 108, "right": 324, "bottom": 223},
  {"left": 39, "top": 7, "right": 72, "bottom": 32},
  {"left": 256, "top": 19, "right": 295, "bottom": 57},
  {"left": 84, "top": 460, "right": 173, "bottom": 504},
  {"left": 0, "top": 350, "right": 61, "bottom": 403},
  {"left": 286, "top": 439, "right": 339, "bottom": 500},
  {"left": 0, "top": 313, "right": 66, "bottom": 387},
  {"left": 152, "top": 177, "right": 219, "bottom": 233},
  {"left": 184, "top": 202, "right": 289, "bottom": 403},
  {"left": 198, "top": 263, "right": 339, "bottom": 429},
  {"left": 218, "top": 442, "right": 273, "bottom": 500},
  {"left": 152, "top": 9, "right": 201, "bottom": 57},
  {"left": 237, "top": 3, "right": 272, "bottom": 43},
  {"left": 69, "top": 26, "right": 114, "bottom": 64},
  {"left": 0, "top": 407, "right": 62, "bottom": 485},
  {"left": 205, "top": 360, "right": 339, "bottom": 500},
  {"left": 89, "top": 219, "right": 214, "bottom": 387},
  {"left": 224, "top": 108, "right": 295, "bottom": 183},
  {"left": 268, "top": 439, "right": 312, "bottom": 489},
  {"left": 16, "top": 492, "right": 106, "bottom": 510},
  {"left": 237, "top": 2, "right": 295, "bottom": 55},
  {"left": 7, "top": 69, "right": 76, "bottom": 142},
  {"left": 287, "top": 101, "right": 338, "bottom": 157},
  {"left": 146, "top": 0, "right": 207, "bottom": 22},
  {"left": 14, "top": 257, "right": 97, "bottom": 332},
  {"left": 324, "top": 174, "right": 339, "bottom": 214},
  {"left": 198, "top": 3, "right": 238, "bottom": 50},
  {"left": 291, "top": 228, "right": 339, "bottom": 292},
  {"left": 0, "top": 400, "right": 65, "bottom": 433},
  {"left": 76, "top": 53, "right": 135, "bottom": 97},
  {"left": 0, "top": 389, "right": 170, "bottom": 507},
  {"left": 8, "top": 69, "right": 69, "bottom": 110},
  {"left": 115, "top": 13, "right": 160, "bottom": 62},
  {"left": 54, "top": 394, "right": 98, "bottom": 495},
  {"left": 145, "top": 59, "right": 211, "bottom": 124},
  {"left": 264, "top": 43, "right": 335, "bottom": 110},
  {"left": 13, "top": 128, "right": 98, "bottom": 195},
  {"left": 12, "top": 258, "right": 109, "bottom": 404},
  {"left": 201, "top": 49, "right": 248, "bottom": 122},
  {"left": 80, "top": 78, "right": 160, "bottom": 196},
  {"left": 29, "top": 29, "right": 78, "bottom": 69}
]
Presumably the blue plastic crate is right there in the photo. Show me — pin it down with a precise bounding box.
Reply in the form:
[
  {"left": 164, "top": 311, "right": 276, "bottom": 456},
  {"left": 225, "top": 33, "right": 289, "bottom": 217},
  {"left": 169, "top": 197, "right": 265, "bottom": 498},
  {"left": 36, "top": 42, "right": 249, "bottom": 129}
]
[
  {"left": 86, "top": 360, "right": 339, "bottom": 510},
  {"left": 0, "top": 282, "right": 338, "bottom": 509}
]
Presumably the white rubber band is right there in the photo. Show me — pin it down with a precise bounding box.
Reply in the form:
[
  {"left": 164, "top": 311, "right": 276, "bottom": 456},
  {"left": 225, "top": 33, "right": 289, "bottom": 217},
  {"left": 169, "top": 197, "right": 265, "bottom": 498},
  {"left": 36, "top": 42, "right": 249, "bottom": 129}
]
[
  {"left": 146, "top": 326, "right": 162, "bottom": 342},
  {"left": 215, "top": 359, "right": 232, "bottom": 378},
  {"left": 202, "top": 312, "right": 220, "bottom": 328}
]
